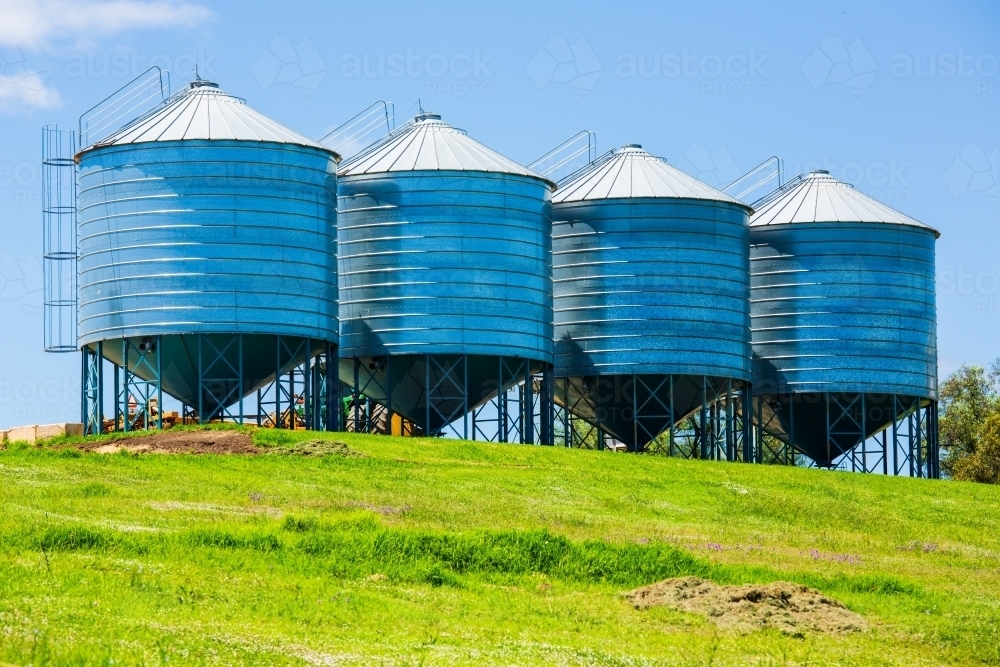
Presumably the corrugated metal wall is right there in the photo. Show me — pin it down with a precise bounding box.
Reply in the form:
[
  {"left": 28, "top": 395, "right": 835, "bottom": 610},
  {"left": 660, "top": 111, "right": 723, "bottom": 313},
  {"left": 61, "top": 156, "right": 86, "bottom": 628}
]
[
  {"left": 553, "top": 199, "right": 751, "bottom": 379},
  {"left": 337, "top": 170, "right": 553, "bottom": 362},
  {"left": 750, "top": 222, "right": 937, "bottom": 398},
  {"left": 77, "top": 140, "right": 339, "bottom": 345}
]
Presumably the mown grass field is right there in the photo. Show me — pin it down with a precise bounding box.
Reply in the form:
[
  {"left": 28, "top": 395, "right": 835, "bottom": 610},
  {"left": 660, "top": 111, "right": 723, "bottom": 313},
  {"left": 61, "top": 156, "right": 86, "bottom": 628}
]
[{"left": 1, "top": 426, "right": 998, "bottom": 666}]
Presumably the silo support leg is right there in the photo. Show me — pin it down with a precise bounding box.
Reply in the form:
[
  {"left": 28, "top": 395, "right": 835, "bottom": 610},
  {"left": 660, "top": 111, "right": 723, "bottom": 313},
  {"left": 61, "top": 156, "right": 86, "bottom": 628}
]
[
  {"left": 81, "top": 342, "right": 104, "bottom": 436},
  {"left": 197, "top": 334, "right": 245, "bottom": 425},
  {"left": 633, "top": 375, "right": 672, "bottom": 453},
  {"left": 425, "top": 354, "right": 469, "bottom": 439},
  {"left": 120, "top": 336, "right": 161, "bottom": 431},
  {"left": 699, "top": 377, "right": 708, "bottom": 459}
]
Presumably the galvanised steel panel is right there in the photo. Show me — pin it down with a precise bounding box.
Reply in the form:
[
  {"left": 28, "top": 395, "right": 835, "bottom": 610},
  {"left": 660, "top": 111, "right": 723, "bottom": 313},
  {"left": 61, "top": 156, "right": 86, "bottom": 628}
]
[
  {"left": 750, "top": 221, "right": 937, "bottom": 398},
  {"left": 337, "top": 170, "right": 553, "bottom": 362},
  {"left": 77, "top": 140, "right": 339, "bottom": 345},
  {"left": 552, "top": 198, "right": 751, "bottom": 379}
]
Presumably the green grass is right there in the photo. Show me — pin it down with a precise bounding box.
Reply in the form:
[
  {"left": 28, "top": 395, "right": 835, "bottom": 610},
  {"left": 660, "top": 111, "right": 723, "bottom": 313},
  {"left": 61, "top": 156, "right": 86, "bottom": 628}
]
[{"left": 1, "top": 427, "right": 999, "bottom": 665}]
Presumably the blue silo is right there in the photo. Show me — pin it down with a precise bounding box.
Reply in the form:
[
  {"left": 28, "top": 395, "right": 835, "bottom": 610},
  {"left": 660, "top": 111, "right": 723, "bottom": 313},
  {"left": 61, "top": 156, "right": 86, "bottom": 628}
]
[
  {"left": 552, "top": 145, "right": 753, "bottom": 453},
  {"left": 76, "top": 80, "right": 340, "bottom": 428},
  {"left": 749, "top": 170, "right": 939, "bottom": 475},
  {"left": 336, "top": 113, "right": 555, "bottom": 438}
]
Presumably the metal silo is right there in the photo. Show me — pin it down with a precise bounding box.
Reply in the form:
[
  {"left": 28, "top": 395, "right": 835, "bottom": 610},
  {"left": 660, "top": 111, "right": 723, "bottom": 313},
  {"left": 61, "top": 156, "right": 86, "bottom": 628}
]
[
  {"left": 552, "top": 145, "right": 753, "bottom": 454},
  {"left": 336, "top": 113, "right": 555, "bottom": 439},
  {"left": 76, "top": 80, "right": 340, "bottom": 432},
  {"left": 749, "top": 170, "right": 940, "bottom": 476}
]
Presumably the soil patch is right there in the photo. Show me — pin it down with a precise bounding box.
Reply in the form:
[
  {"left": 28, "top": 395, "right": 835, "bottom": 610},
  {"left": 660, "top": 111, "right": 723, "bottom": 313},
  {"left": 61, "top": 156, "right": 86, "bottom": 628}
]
[
  {"left": 625, "top": 577, "right": 866, "bottom": 635},
  {"left": 78, "top": 430, "right": 257, "bottom": 455},
  {"left": 268, "top": 440, "right": 362, "bottom": 457}
]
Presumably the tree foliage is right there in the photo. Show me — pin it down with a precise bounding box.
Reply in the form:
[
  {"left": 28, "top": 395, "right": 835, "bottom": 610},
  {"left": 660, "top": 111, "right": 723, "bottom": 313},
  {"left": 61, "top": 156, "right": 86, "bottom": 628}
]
[
  {"left": 951, "top": 414, "right": 1000, "bottom": 484},
  {"left": 939, "top": 359, "right": 1000, "bottom": 478}
]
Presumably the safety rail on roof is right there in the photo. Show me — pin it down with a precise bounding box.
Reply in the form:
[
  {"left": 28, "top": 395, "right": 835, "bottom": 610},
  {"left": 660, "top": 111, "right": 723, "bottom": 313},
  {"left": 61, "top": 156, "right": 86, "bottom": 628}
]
[
  {"left": 554, "top": 147, "right": 621, "bottom": 188},
  {"left": 337, "top": 104, "right": 468, "bottom": 171},
  {"left": 319, "top": 100, "right": 394, "bottom": 162},
  {"left": 750, "top": 172, "right": 808, "bottom": 211},
  {"left": 528, "top": 130, "right": 597, "bottom": 183},
  {"left": 78, "top": 67, "right": 171, "bottom": 149},
  {"left": 723, "top": 156, "right": 783, "bottom": 203}
]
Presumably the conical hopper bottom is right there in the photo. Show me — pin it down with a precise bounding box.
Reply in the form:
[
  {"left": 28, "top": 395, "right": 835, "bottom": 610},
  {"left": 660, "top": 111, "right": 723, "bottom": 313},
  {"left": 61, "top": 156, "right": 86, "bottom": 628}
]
[
  {"left": 339, "top": 355, "right": 544, "bottom": 435},
  {"left": 753, "top": 393, "right": 927, "bottom": 466},
  {"left": 97, "top": 334, "right": 325, "bottom": 415},
  {"left": 555, "top": 375, "right": 739, "bottom": 450}
]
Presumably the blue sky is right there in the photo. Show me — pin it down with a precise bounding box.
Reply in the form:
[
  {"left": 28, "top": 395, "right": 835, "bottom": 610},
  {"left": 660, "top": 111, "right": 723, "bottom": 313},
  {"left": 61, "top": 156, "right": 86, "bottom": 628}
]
[{"left": 0, "top": 0, "right": 997, "bottom": 429}]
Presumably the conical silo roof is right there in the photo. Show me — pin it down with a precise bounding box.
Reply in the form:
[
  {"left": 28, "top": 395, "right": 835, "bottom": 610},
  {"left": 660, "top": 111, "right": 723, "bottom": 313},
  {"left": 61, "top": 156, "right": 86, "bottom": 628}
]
[
  {"left": 552, "top": 144, "right": 748, "bottom": 206},
  {"left": 338, "top": 112, "right": 552, "bottom": 184},
  {"left": 750, "top": 170, "right": 938, "bottom": 236},
  {"left": 84, "top": 80, "right": 334, "bottom": 155}
]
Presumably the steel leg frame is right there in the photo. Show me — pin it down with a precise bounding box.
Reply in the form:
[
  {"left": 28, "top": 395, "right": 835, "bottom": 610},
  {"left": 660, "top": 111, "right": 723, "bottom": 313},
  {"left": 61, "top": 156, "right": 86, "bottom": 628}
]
[
  {"left": 256, "top": 336, "right": 333, "bottom": 431},
  {"left": 470, "top": 357, "right": 524, "bottom": 443},
  {"left": 462, "top": 358, "right": 552, "bottom": 445},
  {"left": 752, "top": 392, "right": 940, "bottom": 477},
  {"left": 81, "top": 342, "right": 104, "bottom": 436},
  {"left": 344, "top": 356, "right": 394, "bottom": 434},
  {"left": 117, "top": 336, "right": 162, "bottom": 432},
  {"left": 557, "top": 375, "right": 749, "bottom": 459},
  {"left": 338, "top": 354, "right": 546, "bottom": 441},
  {"left": 424, "top": 355, "right": 468, "bottom": 439},
  {"left": 197, "top": 334, "right": 244, "bottom": 424},
  {"left": 84, "top": 334, "right": 336, "bottom": 432}
]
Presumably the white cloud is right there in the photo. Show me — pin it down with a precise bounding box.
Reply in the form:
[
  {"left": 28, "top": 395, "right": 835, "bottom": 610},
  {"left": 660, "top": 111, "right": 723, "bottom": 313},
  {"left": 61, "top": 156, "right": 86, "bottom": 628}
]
[
  {"left": 0, "top": 72, "right": 61, "bottom": 109},
  {"left": 0, "top": 0, "right": 211, "bottom": 111},
  {"left": 0, "top": 1, "right": 213, "bottom": 46}
]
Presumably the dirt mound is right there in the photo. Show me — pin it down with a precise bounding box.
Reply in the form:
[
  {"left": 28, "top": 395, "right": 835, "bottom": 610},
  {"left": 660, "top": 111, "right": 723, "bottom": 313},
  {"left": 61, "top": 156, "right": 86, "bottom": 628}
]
[
  {"left": 625, "top": 577, "right": 866, "bottom": 635},
  {"left": 79, "top": 430, "right": 257, "bottom": 455},
  {"left": 268, "top": 440, "right": 361, "bottom": 457}
]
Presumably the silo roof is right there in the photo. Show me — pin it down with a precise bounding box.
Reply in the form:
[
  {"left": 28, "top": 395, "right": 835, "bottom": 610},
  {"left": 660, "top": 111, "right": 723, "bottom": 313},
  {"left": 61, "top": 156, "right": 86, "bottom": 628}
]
[
  {"left": 750, "top": 170, "right": 938, "bottom": 236},
  {"left": 86, "top": 80, "right": 334, "bottom": 155},
  {"left": 338, "top": 113, "right": 552, "bottom": 186},
  {"left": 552, "top": 144, "right": 748, "bottom": 207}
]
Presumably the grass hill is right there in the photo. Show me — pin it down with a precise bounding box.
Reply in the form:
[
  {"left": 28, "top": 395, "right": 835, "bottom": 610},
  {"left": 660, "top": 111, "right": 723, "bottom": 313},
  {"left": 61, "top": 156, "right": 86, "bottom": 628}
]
[{"left": 1, "top": 426, "right": 998, "bottom": 666}]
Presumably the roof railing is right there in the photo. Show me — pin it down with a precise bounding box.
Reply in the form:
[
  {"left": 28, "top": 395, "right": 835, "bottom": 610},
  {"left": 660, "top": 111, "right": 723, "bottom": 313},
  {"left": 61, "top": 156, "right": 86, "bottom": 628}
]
[
  {"left": 336, "top": 101, "right": 472, "bottom": 171},
  {"left": 554, "top": 146, "right": 619, "bottom": 188},
  {"left": 750, "top": 172, "right": 807, "bottom": 211},
  {"left": 78, "top": 67, "right": 170, "bottom": 149},
  {"left": 528, "top": 130, "right": 596, "bottom": 181},
  {"left": 319, "top": 100, "right": 394, "bottom": 161},
  {"left": 723, "top": 156, "right": 783, "bottom": 202}
]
